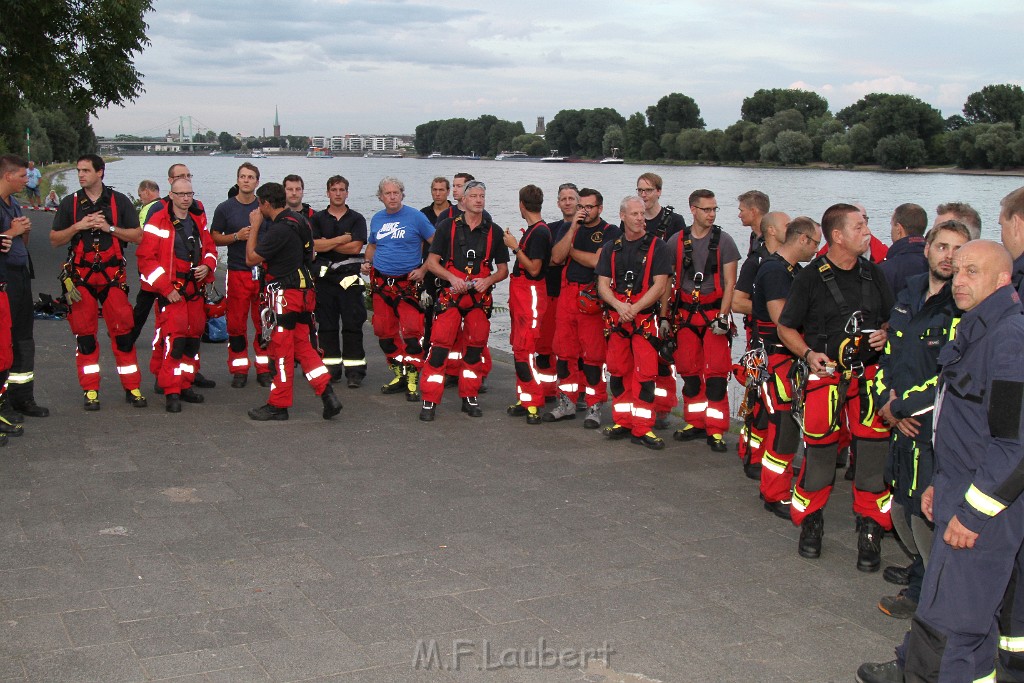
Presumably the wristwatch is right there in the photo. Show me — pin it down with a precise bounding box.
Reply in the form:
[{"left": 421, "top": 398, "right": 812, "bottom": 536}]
[
  {"left": 109, "top": 225, "right": 117, "bottom": 235},
  {"left": 512, "top": 247, "right": 520, "bottom": 255}
]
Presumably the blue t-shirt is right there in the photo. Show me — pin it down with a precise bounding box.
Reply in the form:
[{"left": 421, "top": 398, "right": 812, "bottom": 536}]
[
  {"left": 26, "top": 167, "right": 41, "bottom": 190},
  {"left": 369, "top": 204, "right": 435, "bottom": 277},
  {"left": 0, "top": 195, "right": 28, "bottom": 267},
  {"left": 211, "top": 196, "right": 259, "bottom": 271}
]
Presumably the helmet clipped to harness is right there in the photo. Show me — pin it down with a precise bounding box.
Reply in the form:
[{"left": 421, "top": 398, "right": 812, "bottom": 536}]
[{"left": 203, "top": 283, "right": 227, "bottom": 319}]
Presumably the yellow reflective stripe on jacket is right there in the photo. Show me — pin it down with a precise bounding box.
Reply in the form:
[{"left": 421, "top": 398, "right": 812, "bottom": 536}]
[
  {"left": 1000, "top": 635, "right": 1024, "bottom": 652},
  {"left": 973, "top": 670, "right": 996, "bottom": 682},
  {"left": 965, "top": 484, "right": 1006, "bottom": 517}
]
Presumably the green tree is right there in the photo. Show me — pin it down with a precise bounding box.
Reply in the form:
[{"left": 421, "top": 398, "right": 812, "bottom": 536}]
[
  {"left": 837, "top": 93, "right": 944, "bottom": 152},
  {"left": 646, "top": 93, "right": 705, "bottom": 138},
  {"left": 964, "top": 84, "right": 1024, "bottom": 129},
  {"left": 623, "top": 112, "right": 650, "bottom": 159},
  {"left": 821, "top": 138, "right": 853, "bottom": 167},
  {"left": 544, "top": 110, "right": 583, "bottom": 156},
  {"left": 741, "top": 88, "right": 829, "bottom": 124},
  {"left": 640, "top": 139, "right": 661, "bottom": 160},
  {"left": 756, "top": 109, "right": 805, "bottom": 147},
  {"left": 509, "top": 134, "right": 548, "bottom": 157},
  {"left": 218, "top": 131, "right": 239, "bottom": 152},
  {"left": 37, "top": 109, "right": 78, "bottom": 161},
  {"left": 846, "top": 123, "right": 876, "bottom": 164},
  {"left": 414, "top": 120, "right": 440, "bottom": 155},
  {"left": 807, "top": 115, "right": 845, "bottom": 159},
  {"left": 660, "top": 132, "right": 680, "bottom": 159},
  {"left": 974, "top": 123, "right": 1020, "bottom": 169},
  {"left": 775, "top": 131, "right": 814, "bottom": 165},
  {"left": 874, "top": 133, "right": 927, "bottom": 169},
  {"left": 699, "top": 129, "right": 724, "bottom": 163},
  {"left": 602, "top": 125, "right": 624, "bottom": 157},
  {"left": 1, "top": 0, "right": 152, "bottom": 143}
]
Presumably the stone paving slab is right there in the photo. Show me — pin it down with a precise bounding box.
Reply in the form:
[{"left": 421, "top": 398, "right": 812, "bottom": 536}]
[{"left": 0, "top": 212, "right": 909, "bottom": 681}]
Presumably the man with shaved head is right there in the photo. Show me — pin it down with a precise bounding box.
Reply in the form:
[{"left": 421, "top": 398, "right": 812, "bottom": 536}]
[{"left": 860, "top": 240, "right": 1024, "bottom": 683}]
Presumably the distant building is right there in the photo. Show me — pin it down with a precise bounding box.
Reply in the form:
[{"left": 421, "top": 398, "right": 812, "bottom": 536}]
[
  {"left": 535, "top": 116, "right": 545, "bottom": 135},
  {"left": 273, "top": 107, "right": 281, "bottom": 138}
]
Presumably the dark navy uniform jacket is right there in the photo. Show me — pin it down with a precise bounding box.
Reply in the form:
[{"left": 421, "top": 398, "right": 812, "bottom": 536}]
[
  {"left": 932, "top": 284, "right": 1024, "bottom": 534},
  {"left": 879, "top": 236, "right": 927, "bottom": 297}
]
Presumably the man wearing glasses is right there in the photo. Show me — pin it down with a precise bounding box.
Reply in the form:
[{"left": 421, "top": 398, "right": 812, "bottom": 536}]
[
  {"left": 50, "top": 154, "right": 146, "bottom": 410},
  {"left": 133, "top": 164, "right": 216, "bottom": 391},
  {"left": 546, "top": 188, "right": 621, "bottom": 428},
  {"left": 664, "top": 189, "right": 740, "bottom": 452},
  {"left": 636, "top": 172, "right": 686, "bottom": 240},
  {"left": 137, "top": 178, "right": 218, "bottom": 412}
]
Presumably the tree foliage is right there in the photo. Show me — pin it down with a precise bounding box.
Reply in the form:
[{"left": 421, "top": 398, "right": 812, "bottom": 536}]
[
  {"left": 874, "top": 134, "right": 927, "bottom": 169},
  {"left": 646, "top": 93, "right": 705, "bottom": 138},
  {"left": 545, "top": 108, "right": 626, "bottom": 158},
  {"left": 1, "top": 0, "right": 152, "bottom": 120},
  {"left": 964, "top": 84, "right": 1024, "bottom": 129},
  {"left": 741, "top": 88, "right": 829, "bottom": 124}
]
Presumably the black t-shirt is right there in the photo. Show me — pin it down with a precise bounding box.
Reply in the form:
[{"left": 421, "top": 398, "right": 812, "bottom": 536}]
[
  {"left": 430, "top": 216, "right": 510, "bottom": 275},
  {"left": 172, "top": 215, "right": 199, "bottom": 262},
  {"left": 645, "top": 206, "right": 686, "bottom": 241},
  {"left": 421, "top": 202, "right": 453, "bottom": 226},
  {"left": 52, "top": 186, "right": 140, "bottom": 253},
  {"left": 736, "top": 243, "right": 770, "bottom": 295},
  {"left": 779, "top": 256, "right": 895, "bottom": 357},
  {"left": 211, "top": 196, "right": 259, "bottom": 271},
  {"left": 596, "top": 234, "right": 672, "bottom": 294},
  {"left": 512, "top": 221, "right": 552, "bottom": 281},
  {"left": 544, "top": 218, "right": 570, "bottom": 297},
  {"left": 752, "top": 254, "right": 801, "bottom": 343},
  {"left": 554, "top": 219, "right": 622, "bottom": 284},
  {"left": 310, "top": 207, "right": 368, "bottom": 266},
  {"left": 254, "top": 209, "right": 314, "bottom": 282}
]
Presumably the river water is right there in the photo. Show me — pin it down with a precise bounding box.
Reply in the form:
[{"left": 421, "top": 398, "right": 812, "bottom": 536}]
[{"left": 59, "top": 156, "right": 1023, "bottom": 361}]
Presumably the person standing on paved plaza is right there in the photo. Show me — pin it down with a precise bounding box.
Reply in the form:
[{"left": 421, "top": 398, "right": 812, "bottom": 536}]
[
  {"left": 534, "top": 182, "right": 579, "bottom": 403},
  {"left": 872, "top": 219, "right": 970, "bottom": 622},
  {"left": 310, "top": 175, "right": 368, "bottom": 387},
  {"left": 858, "top": 240, "right": 1024, "bottom": 683},
  {"left": 244, "top": 182, "right": 342, "bottom": 422},
  {"left": 137, "top": 178, "right": 217, "bottom": 413},
  {"left": 0, "top": 226, "right": 19, "bottom": 444},
  {"left": 545, "top": 188, "right": 621, "bottom": 428},
  {"left": 597, "top": 196, "right": 671, "bottom": 450},
  {"left": 666, "top": 189, "right": 740, "bottom": 453},
  {"left": 365, "top": 177, "right": 435, "bottom": 400},
  {"left": 777, "top": 203, "right": 894, "bottom": 570},
  {"left": 733, "top": 210, "right": 789, "bottom": 478},
  {"left": 502, "top": 184, "right": 552, "bottom": 425},
  {"left": 751, "top": 216, "right": 821, "bottom": 518},
  {"left": 24, "top": 161, "right": 41, "bottom": 211},
  {"left": 420, "top": 180, "right": 508, "bottom": 422},
  {"left": 50, "top": 154, "right": 145, "bottom": 411},
  {"left": 211, "top": 163, "right": 270, "bottom": 389},
  {"left": 0, "top": 154, "right": 49, "bottom": 420}
]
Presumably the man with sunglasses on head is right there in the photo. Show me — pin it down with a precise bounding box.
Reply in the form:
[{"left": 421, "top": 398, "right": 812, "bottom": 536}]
[
  {"left": 664, "top": 189, "right": 740, "bottom": 453},
  {"left": 545, "top": 188, "right": 621, "bottom": 428}
]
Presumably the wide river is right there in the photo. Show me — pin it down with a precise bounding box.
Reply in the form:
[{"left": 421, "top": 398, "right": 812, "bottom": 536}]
[{"left": 63, "top": 155, "right": 1023, "bottom": 375}]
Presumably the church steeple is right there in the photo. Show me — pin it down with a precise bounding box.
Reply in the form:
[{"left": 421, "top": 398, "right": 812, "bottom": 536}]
[{"left": 273, "top": 106, "right": 281, "bottom": 137}]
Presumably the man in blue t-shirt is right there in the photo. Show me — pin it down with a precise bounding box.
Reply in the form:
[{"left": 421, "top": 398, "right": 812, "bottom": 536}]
[
  {"left": 365, "top": 177, "right": 435, "bottom": 399},
  {"left": 210, "top": 163, "right": 269, "bottom": 388},
  {"left": 24, "top": 161, "right": 42, "bottom": 210}
]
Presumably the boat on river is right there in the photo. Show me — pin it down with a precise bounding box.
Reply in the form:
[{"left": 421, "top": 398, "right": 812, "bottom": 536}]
[
  {"left": 540, "top": 150, "right": 568, "bottom": 163},
  {"left": 306, "top": 146, "right": 334, "bottom": 159},
  {"left": 495, "top": 151, "right": 539, "bottom": 161},
  {"left": 598, "top": 147, "right": 625, "bottom": 164}
]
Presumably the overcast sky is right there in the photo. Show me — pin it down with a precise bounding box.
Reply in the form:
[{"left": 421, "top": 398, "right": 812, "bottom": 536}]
[{"left": 91, "top": 0, "right": 1023, "bottom": 139}]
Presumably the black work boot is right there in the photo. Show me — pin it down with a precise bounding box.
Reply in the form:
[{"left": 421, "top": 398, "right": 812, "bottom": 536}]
[
  {"left": 798, "top": 509, "right": 824, "bottom": 559},
  {"left": 321, "top": 385, "right": 342, "bottom": 420},
  {"left": 857, "top": 516, "right": 885, "bottom": 572}
]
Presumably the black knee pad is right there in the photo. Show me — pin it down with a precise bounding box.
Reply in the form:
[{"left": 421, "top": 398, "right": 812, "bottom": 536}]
[
  {"left": 428, "top": 346, "right": 449, "bottom": 368},
  {"left": 638, "top": 380, "right": 655, "bottom": 403},
  {"left": 114, "top": 333, "right": 134, "bottom": 353},
  {"left": 556, "top": 359, "right": 570, "bottom": 379},
  {"left": 775, "top": 413, "right": 801, "bottom": 455},
  {"left": 582, "top": 363, "right": 602, "bottom": 386},
  {"left": 379, "top": 338, "right": 398, "bottom": 354},
  {"left": 170, "top": 337, "right": 187, "bottom": 359},
  {"left": 184, "top": 337, "right": 201, "bottom": 356},
  {"left": 536, "top": 354, "right": 552, "bottom": 370},
  {"left": 515, "top": 361, "right": 533, "bottom": 383},
  {"left": 229, "top": 335, "right": 247, "bottom": 352},
  {"left": 802, "top": 444, "right": 839, "bottom": 491},
  {"left": 608, "top": 375, "right": 625, "bottom": 398},
  {"left": 706, "top": 377, "right": 728, "bottom": 402},
  {"left": 76, "top": 335, "right": 97, "bottom": 355},
  {"left": 464, "top": 346, "right": 483, "bottom": 365},
  {"left": 854, "top": 439, "right": 889, "bottom": 493},
  {"left": 681, "top": 375, "right": 701, "bottom": 398},
  {"left": 403, "top": 337, "right": 422, "bottom": 355}
]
